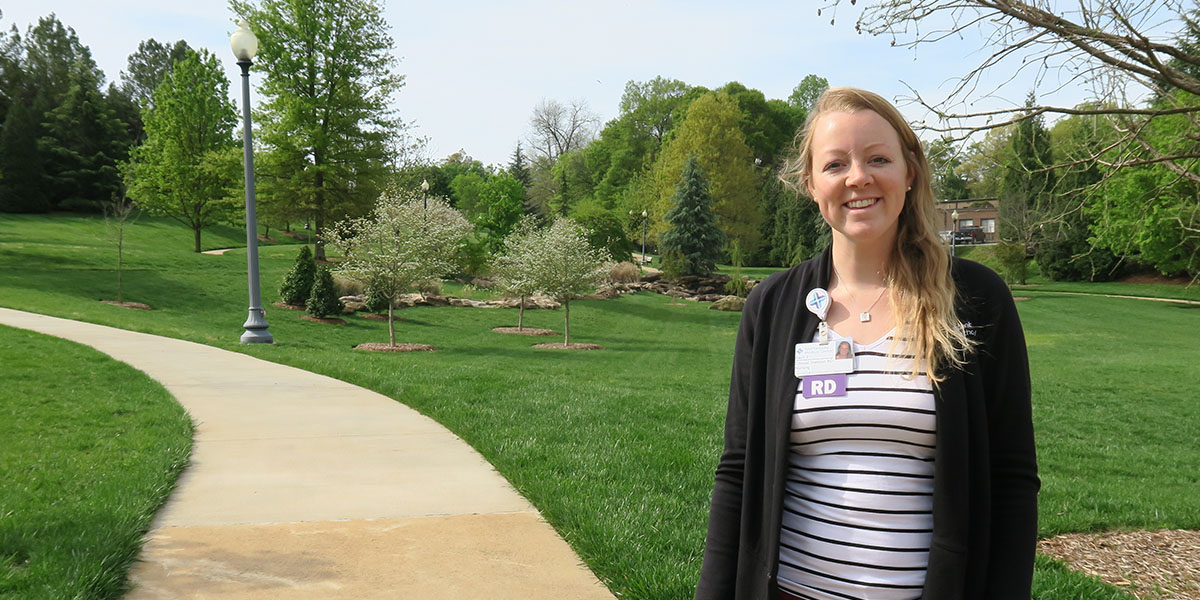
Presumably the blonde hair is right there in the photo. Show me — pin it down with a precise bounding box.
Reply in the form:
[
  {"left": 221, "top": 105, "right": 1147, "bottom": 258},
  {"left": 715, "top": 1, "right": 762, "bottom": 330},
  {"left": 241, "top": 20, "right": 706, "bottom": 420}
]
[{"left": 780, "top": 87, "right": 973, "bottom": 382}]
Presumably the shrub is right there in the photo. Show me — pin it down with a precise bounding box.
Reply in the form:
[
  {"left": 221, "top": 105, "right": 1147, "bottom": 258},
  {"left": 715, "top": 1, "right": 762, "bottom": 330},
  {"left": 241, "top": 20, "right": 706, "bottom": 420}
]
[
  {"left": 725, "top": 276, "right": 750, "bottom": 297},
  {"left": 306, "top": 265, "right": 344, "bottom": 318},
  {"left": 724, "top": 240, "right": 750, "bottom": 297},
  {"left": 333, "top": 274, "right": 364, "bottom": 297},
  {"left": 1035, "top": 234, "right": 1121, "bottom": 282},
  {"left": 279, "top": 246, "right": 316, "bottom": 305},
  {"left": 995, "top": 242, "right": 1029, "bottom": 285},
  {"left": 414, "top": 279, "right": 443, "bottom": 296},
  {"left": 661, "top": 249, "right": 687, "bottom": 283},
  {"left": 609, "top": 261, "right": 640, "bottom": 283}
]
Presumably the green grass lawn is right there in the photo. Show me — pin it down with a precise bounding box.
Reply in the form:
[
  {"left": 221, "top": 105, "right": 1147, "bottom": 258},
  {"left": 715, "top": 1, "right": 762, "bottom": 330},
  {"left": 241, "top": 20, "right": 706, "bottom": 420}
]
[
  {"left": 0, "top": 325, "right": 192, "bottom": 599},
  {"left": 1, "top": 212, "right": 1196, "bottom": 599}
]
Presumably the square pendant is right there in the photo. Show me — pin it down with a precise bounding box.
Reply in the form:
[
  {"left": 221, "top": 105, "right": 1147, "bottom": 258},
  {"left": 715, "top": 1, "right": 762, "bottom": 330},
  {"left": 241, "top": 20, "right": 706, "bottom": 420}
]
[{"left": 860, "top": 312, "right": 871, "bottom": 322}]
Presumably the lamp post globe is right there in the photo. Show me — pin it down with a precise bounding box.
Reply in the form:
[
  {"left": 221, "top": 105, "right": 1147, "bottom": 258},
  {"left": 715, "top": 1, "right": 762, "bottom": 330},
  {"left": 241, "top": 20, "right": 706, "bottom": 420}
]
[
  {"left": 951, "top": 209, "right": 960, "bottom": 258},
  {"left": 232, "top": 19, "right": 272, "bottom": 343},
  {"left": 421, "top": 178, "right": 429, "bottom": 210}
]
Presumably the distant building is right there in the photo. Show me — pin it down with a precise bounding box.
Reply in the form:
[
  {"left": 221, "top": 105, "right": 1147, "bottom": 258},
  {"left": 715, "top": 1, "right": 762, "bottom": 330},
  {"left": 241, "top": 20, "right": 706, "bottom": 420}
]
[{"left": 936, "top": 198, "right": 999, "bottom": 243}]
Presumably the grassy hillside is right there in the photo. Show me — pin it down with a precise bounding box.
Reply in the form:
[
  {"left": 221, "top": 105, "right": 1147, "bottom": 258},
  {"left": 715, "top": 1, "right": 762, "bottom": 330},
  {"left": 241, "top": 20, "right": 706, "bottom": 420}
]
[{"left": 3, "top": 213, "right": 1197, "bottom": 599}]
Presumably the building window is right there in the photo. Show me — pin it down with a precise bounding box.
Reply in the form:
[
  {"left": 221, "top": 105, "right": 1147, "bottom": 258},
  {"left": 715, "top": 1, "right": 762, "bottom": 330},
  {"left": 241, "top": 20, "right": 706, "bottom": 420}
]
[
  {"left": 960, "top": 219, "right": 974, "bottom": 227},
  {"left": 982, "top": 218, "right": 996, "bottom": 233}
]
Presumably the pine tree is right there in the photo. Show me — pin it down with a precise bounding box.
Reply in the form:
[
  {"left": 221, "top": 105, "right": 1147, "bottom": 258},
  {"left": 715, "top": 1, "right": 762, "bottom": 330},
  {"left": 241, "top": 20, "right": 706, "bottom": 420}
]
[
  {"left": 38, "top": 56, "right": 130, "bottom": 212},
  {"left": 660, "top": 156, "right": 725, "bottom": 276},
  {"left": 306, "top": 265, "right": 343, "bottom": 318},
  {"left": 0, "top": 100, "right": 49, "bottom": 212},
  {"left": 508, "top": 142, "right": 531, "bottom": 188},
  {"left": 279, "top": 245, "right": 317, "bottom": 306}
]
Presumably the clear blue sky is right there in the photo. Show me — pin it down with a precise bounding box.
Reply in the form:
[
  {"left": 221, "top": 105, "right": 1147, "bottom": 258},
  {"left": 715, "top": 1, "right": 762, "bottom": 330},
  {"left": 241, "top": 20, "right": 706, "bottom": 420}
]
[{"left": 3, "top": 1, "right": 1093, "bottom": 167}]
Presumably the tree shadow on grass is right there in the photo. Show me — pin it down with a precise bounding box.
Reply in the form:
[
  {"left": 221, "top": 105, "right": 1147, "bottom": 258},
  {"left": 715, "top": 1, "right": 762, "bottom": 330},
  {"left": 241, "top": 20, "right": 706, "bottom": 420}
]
[{"left": 579, "top": 295, "right": 737, "bottom": 329}]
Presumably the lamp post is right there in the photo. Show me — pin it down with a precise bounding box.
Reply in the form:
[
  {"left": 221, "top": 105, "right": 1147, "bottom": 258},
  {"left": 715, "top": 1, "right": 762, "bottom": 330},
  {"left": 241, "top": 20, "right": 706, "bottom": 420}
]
[
  {"left": 640, "top": 209, "right": 647, "bottom": 266},
  {"left": 232, "top": 20, "right": 272, "bottom": 344},
  {"left": 951, "top": 209, "right": 960, "bottom": 258},
  {"left": 421, "top": 178, "right": 429, "bottom": 210}
]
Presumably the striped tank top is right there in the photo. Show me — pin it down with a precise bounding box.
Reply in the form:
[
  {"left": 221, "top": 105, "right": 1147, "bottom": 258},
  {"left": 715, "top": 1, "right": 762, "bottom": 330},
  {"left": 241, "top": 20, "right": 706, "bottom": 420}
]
[{"left": 777, "top": 330, "right": 935, "bottom": 600}]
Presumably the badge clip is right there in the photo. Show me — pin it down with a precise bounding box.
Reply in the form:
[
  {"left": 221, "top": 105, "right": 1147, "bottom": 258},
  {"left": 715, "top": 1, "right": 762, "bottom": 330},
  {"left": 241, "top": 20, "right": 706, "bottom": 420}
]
[{"left": 806, "top": 288, "right": 831, "bottom": 345}]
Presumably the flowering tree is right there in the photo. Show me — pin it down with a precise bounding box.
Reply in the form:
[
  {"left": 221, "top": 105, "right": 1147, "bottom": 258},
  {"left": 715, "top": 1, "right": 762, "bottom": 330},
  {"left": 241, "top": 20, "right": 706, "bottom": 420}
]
[
  {"left": 528, "top": 218, "right": 612, "bottom": 345},
  {"left": 491, "top": 216, "right": 542, "bottom": 330},
  {"left": 326, "top": 192, "right": 472, "bottom": 346}
]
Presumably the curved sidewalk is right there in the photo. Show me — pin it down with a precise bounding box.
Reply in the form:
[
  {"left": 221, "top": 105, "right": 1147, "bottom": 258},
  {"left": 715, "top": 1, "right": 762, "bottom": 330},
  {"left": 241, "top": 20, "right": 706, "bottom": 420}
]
[{"left": 0, "top": 307, "right": 614, "bottom": 599}]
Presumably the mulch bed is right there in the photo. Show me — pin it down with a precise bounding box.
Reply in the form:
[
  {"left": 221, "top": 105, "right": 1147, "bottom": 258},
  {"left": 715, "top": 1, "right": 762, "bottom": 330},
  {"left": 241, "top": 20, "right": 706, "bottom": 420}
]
[
  {"left": 1121, "top": 273, "right": 1193, "bottom": 286},
  {"left": 492, "top": 327, "right": 556, "bottom": 336},
  {"left": 353, "top": 343, "right": 436, "bottom": 352},
  {"left": 272, "top": 302, "right": 306, "bottom": 310},
  {"left": 1038, "top": 530, "right": 1200, "bottom": 599},
  {"left": 359, "top": 313, "right": 398, "bottom": 322},
  {"left": 531, "top": 342, "right": 603, "bottom": 350},
  {"left": 300, "top": 315, "right": 346, "bottom": 325},
  {"left": 101, "top": 300, "right": 152, "bottom": 310}
]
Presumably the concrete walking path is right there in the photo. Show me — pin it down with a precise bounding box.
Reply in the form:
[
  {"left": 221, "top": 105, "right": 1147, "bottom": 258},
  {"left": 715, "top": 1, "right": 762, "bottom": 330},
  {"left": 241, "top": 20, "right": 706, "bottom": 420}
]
[{"left": 0, "top": 307, "right": 615, "bottom": 599}]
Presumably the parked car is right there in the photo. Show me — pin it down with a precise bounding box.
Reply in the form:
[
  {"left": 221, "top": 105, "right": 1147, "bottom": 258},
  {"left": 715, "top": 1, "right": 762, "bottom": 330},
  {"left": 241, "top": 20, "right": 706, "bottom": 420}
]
[{"left": 958, "top": 226, "right": 986, "bottom": 244}]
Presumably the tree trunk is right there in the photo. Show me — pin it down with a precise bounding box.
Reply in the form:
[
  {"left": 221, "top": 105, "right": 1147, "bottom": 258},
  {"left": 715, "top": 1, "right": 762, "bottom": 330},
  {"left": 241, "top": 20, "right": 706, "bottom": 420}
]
[
  {"left": 563, "top": 299, "right": 570, "bottom": 345},
  {"left": 193, "top": 226, "right": 201, "bottom": 253},
  {"left": 518, "top": 296, "right": 525, "bottom": 330},
  {"left": 313, "top": 171, "right": 326, "bottom": 261},
  {"left": 117, "top": 227, "right": 124, "bottom": 304},
  {"left": 388, "top": 303, "right": 395, "bottom": 347}
]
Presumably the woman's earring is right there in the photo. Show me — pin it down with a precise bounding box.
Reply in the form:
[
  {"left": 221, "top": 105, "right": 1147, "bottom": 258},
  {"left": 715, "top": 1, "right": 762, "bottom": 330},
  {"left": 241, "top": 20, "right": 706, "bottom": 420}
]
[{"left": 906, "top": 186, "right": 912, "bottom": 191}]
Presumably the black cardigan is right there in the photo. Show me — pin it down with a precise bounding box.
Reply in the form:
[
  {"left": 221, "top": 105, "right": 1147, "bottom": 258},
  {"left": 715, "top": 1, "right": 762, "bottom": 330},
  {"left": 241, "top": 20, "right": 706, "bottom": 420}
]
[{"left": 696, "top": 248, "right": 1039, "bottom": 600}]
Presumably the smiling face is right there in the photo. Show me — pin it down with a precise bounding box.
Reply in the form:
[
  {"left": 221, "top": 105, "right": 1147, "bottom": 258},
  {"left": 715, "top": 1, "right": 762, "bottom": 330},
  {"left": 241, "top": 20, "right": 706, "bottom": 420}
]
[{"left": 806, "top": 109, "right": 915, "bottom": 249}]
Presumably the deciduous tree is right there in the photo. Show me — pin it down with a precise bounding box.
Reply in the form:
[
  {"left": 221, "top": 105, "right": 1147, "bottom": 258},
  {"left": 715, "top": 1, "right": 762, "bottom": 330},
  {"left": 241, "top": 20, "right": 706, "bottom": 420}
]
[
  {"left": 230, "top": 0, "right": 405, "bottom": 261},
  {"left": 491, "top": 216, "right": 541, "bottom": 330},
  {"left": 122, "top": 49, "right": 239, "bottom": 253},
  {"left": 326, "top": 193, "right": 472, "bottom": 346},
  {"left": 524, "top": 217, "right": 610, "bottom": 346},
  {"left": 648, "top": 91, "right": 762, "bottom": 256}
]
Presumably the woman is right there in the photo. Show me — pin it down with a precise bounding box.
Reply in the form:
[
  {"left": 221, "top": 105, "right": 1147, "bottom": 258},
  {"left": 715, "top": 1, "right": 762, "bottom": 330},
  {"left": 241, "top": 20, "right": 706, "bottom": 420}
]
[
  {"left": 695, "top": 88, "right": 1038, "bottom": 600},
  {"left": 834, "top": 341, "right": 853, "bottom": 360}
]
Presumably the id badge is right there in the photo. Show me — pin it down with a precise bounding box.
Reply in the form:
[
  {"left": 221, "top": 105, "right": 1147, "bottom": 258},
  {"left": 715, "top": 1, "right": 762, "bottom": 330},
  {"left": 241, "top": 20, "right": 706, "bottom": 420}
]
[
  {"left": 794, "top": 337, "right": 855, "bottom": 377},
  {"left": 795, "top": 337, "right": 855, "bottom": 398}
]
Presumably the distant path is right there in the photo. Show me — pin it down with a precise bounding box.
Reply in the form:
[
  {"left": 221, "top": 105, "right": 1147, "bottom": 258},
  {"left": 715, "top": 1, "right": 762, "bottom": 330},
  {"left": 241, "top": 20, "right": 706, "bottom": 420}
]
[
  {"left": 1018, "top": 288, "right": 1200, "bottom": 306},
  {"left": 200, "top": 248, "right": 232, "bottom": 255},
  {"left": 0, "top": 307, "right": 614, "bottom": 600}
]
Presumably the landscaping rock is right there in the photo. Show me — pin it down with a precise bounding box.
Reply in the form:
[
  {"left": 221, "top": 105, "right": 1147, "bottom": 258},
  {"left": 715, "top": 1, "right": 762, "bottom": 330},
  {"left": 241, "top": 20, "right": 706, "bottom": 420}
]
[
  {"left": 710, "top": 295, "right": 747, "bottom": 311},
  {"left": 340, "top": 296, "right": 367, "bottom": 314}
]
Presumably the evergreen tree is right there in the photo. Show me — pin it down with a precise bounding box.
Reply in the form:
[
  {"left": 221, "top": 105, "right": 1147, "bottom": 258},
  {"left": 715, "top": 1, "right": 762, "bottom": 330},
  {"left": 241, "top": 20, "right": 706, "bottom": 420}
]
[
  {"left": 999, "top": 92, "right": 1056, "bottom": 283},
  {"left": 38, "top": 55, "right": 130, "bottom": 212},
  {"left": 119, "top": 38, "right": 191, "bottom": 108},
  {"left": 0, "top": 14, "right": 103, "bottom": 212},
  {"left": 306, "top": 265, "right": 343, "bottom": 318},
  {"left": 508, "top": 142, "right": 531, "bottom": 187},
  {"left": 279, "top": 245, "right": 317, "bottom": 305},
  {"left": 0, "top": 99, "right": 48, "bottom": 212},
  {"left": 660, "top": 156, "right": 725, "bottom": 276}
]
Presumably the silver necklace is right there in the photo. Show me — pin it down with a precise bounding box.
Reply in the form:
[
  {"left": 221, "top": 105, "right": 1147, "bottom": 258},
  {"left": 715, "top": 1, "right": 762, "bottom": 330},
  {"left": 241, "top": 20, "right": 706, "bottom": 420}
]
[{"left": 833, "top": 265, "right": 890, "bottom": 323}]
